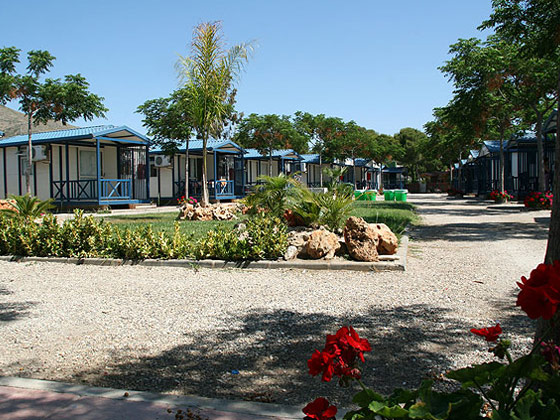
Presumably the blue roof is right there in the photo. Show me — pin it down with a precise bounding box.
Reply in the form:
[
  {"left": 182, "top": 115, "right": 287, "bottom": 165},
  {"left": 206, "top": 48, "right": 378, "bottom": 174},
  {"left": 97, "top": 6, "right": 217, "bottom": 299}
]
[
  {"left": 301, "top": 154, "right": 320, "bottom": 164},
  {"left": 383, "top": 166, "right": 404, "bottom": 173},
  {"left": 0, "top": 125, "right": 149, "bottom": 146},
  {"left": 243, "top": 148, "right": 302, "bottom": 160},
  {"left": 470, "top": 150, "right": 480, "bottom": 159},
  {"left": 354, "top": 158, "right": 371, "bottom": 167},
  {"left": 483, "top": 140, "right": 510, "bottom": 153},
  {"left": 150, "top": 139, "right": 244, "bottom": 154}
]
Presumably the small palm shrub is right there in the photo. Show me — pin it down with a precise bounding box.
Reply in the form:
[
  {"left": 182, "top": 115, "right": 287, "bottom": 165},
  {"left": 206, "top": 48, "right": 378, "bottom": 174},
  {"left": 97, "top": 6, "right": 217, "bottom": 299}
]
[
  {"left": 243, "top": 173, "right": 300, "bottom": 217},
  {"left": 0, "top": 194, "right": 55, "bottom": 220}
]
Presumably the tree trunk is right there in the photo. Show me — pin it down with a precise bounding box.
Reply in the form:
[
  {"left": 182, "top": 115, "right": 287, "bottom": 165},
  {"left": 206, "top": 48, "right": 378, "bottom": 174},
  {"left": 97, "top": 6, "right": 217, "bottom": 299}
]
[
  {"left": 499, "top": 135, "right": 505, "bottom": 193},
  {"left": 26, "top": 112, "right": 33, "bottom": 195},
  {"left": 379, "top": 164, "right": 384, "bottom": 192},
  {"left": 319, "top": 153, "right": 323, "bottom": 188},
  {"left": 536, "top": 72, "right": 560, "bottom": 345},
  {"left": 184, "top": 139, "right": 190, "bottom": 199},
  {"left": 352, "top": 153, "right": 357, "bottom": 190},
  {"left": 268, "top": 147, "right": 273, "bottom": 177},
  {"left": 201, "top": 133, "right": 209, "bottom": 206},
  {"left": 535, "top": 111, "right": 546, "bottom": 192}
]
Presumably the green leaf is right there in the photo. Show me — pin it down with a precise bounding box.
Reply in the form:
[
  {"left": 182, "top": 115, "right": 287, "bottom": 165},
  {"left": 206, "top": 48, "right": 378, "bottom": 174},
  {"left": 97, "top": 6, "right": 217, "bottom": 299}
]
[
  {"left": 352, "top": 389, "right": 385, "bottom": 408},
  {"left": 368, "top": 400, "right": 409, "bottom": 418},
  {"left": 447, "top": 362, "right": 505, "bottom": 388}
]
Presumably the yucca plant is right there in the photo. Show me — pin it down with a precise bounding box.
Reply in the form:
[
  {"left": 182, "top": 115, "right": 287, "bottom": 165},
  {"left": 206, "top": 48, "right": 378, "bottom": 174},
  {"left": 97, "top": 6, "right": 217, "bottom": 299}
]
[
  {"left": 243, "top": 173, "right": 300, "bottom": 218},
  {"left": 0, "top": 194, "right": 55, "bottom": 220}
]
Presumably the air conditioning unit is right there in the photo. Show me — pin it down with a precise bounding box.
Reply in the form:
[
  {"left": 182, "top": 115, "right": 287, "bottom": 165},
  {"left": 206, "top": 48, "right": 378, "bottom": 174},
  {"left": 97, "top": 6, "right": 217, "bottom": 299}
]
[
  {"left": 152, "top": 155, "right": 172, "bottom": 168},
  {"left": 32, "top": 145, "right": 49, "bottom": 162}
]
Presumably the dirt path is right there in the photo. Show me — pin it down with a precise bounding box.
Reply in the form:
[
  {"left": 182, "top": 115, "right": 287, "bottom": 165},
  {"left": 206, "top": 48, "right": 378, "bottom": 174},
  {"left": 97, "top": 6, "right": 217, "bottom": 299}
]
[{"left": 0, "top": 194, "right": 551, "bottom": 407}]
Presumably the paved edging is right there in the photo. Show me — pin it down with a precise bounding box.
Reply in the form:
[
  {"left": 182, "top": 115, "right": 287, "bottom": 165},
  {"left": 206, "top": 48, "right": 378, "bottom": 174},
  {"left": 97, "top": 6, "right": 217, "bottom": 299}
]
[
  {"left": 0, "top": 235, "right": 407, "bottom": 272},
  {"left": 0, "top": 376, "right": 312, "bottom": 419}
]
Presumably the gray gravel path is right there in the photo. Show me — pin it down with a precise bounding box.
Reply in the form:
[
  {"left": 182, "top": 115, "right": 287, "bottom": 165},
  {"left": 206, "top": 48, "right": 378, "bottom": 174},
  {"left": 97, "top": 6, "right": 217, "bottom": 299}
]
[{"left": 0, "top": 194, "right": 551, "bottom": 407}]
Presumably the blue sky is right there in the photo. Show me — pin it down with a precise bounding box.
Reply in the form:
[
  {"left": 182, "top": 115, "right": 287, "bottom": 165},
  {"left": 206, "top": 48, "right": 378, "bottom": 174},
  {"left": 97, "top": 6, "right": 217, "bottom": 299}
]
[{"left": 1, "top": 0, "right": 492, "bottom": 136}]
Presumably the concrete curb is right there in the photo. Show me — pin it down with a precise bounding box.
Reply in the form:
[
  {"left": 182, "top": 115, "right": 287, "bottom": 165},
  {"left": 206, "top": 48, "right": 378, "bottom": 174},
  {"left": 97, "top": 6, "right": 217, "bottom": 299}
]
[
  {"left": 0, "top": 235, "right": 407, "bottom": 272},
  {"left": 0, "top": 376, "right": 307, "bottom": 418}
]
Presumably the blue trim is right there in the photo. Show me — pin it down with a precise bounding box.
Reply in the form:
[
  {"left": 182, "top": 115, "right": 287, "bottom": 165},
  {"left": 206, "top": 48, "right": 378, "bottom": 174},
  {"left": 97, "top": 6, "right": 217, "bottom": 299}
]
[
  {"left": 213, "top": 151, "right": 217, "bottom": 199},
  {"left": 96, "top": 139, "right": 101, "bottom": 205},
  {"left": 95, "top": 125, "right": 150, "bottom": 142},
  {"left": 95, "top": 135, "right": 147, "bottom": 145}
]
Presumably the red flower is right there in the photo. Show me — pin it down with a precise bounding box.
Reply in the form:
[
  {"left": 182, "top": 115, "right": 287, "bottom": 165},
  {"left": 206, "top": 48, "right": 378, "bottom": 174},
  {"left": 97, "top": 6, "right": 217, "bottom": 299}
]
[
  {"left": 470, "top": 323, "right": 502, "bottom": 341},
  {"left": 325, "top": 326, "right": 372, "bottom": 364},
  {"left": 517, "top": 261, "right": 560, "bottom": 320},
  {"left": 308, "top": 350, "right": 338, "bottom": 382},
  {"left": 303, "top": 397, "right": 337, "bottom": 420}
]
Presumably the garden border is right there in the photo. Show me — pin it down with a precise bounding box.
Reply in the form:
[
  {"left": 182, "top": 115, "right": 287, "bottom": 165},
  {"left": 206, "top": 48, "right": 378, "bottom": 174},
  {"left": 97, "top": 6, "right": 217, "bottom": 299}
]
[{"left": 0, "top": 236, "right": 407, "bottom": 272}]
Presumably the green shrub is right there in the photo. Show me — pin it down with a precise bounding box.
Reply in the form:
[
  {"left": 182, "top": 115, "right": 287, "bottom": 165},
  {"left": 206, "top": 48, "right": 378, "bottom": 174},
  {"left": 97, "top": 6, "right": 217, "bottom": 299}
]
[
  {"left": 59, "top": 210, "right": 114, "bottom": 258},
  {"left": 193, "top": 213, "right": 288, "bottom": 261}
]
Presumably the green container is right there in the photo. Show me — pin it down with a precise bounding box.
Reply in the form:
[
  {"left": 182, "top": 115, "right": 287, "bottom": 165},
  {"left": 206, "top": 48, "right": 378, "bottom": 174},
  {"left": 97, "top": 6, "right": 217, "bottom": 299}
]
[
  {"left": 355, "top": 191, "right": 367, "bottom": 201},
  {"left": 395, "top": 191, "right": 408, "bottom": 202},
  {"left": 384, "top": 191, "right": 395, "bottom": 201},
  {"left": 366, "top": 190, "right": 376, "bottom": 201}
]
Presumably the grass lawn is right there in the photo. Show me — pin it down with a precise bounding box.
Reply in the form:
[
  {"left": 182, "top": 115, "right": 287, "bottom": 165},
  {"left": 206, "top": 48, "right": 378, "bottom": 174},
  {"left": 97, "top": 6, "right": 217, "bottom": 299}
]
[
  {"left": 103, "top": 201, "right": 418, "bottom": 238},
  {"left": 101, "top": 212, "right": 240, "bottom": 240},
  {"left": 350, "top": 201, "right": 419, "bottom": 235}
]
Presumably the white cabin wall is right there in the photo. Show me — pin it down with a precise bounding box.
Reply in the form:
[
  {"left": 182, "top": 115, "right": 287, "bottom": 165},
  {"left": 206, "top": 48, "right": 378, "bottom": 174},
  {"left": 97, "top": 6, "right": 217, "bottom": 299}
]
[
  {"left": 0, "top": 148, "right": 5, "bottom": 198},
  {"left": 6, "top": 147, "right": 19, "bottom": 195},
  {"left": 103, "top": 146, "right": 118, "bottom": 178},
  {"left": 34, "top": 161, "right": 50, "bottom": 200}
]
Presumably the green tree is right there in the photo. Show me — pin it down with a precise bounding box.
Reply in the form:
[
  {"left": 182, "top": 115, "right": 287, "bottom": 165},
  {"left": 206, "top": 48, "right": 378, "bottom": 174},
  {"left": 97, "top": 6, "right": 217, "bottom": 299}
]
[
  {"left": 368, "top": 133, "right": 401, "bottom": 192},
  {"left": 175, "top": 21, "right": 253, "bottom": 206},
  {"left": 234, "top": 113, "right": 307, "bottom": 176},
  {"left": 481, "top": 0, "right": 560, "bottom": 344},
  {"left": 440, "top": 37, "right": 522, "bottom": 193},
  {"left": 137, "top": 88, "right": 193, "bottom": 198},
  {"left": 294, "top": 112, "right": 346, "bottom": 187},
  {"left": 394, "top": 127, "right": 430, "bottom": 182},
  {"left": 0, "top": 47, "right": 107, "bottom": 195}
]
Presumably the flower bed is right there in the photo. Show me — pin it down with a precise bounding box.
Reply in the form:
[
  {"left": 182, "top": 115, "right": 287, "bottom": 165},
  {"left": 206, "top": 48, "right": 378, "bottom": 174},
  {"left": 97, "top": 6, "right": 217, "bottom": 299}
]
[
  {"left": 303, "top": 261, "right": 560, "bottom": 419},
  {"left": 489, "top": 189, "right": 513, "bottom": 203},
  {"left": 524, "top": 191, "right": 553, "bottom": 210}
]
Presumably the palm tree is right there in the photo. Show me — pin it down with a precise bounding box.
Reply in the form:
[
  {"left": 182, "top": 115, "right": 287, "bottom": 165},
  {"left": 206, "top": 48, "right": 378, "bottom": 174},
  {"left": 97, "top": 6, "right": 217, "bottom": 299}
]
[
  {"left": 1, "top": 194, "right": 54, "bottom": 220},
  {"left": 176, "top": 22, "right": 253, "bottom": 206}
]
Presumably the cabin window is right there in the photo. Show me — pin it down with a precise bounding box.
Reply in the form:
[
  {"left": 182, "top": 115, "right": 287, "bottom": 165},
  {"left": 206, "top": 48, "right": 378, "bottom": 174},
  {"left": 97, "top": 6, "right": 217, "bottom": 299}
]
[{"left": 79, "top": 150, "right": 97, "bottom": 179}]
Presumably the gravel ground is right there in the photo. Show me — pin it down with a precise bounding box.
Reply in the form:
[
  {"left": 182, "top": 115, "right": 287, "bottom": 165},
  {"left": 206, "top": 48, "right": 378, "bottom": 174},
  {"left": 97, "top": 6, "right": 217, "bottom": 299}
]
[{"left": 0, "top": 194, "right": 551, "bottom": 407}]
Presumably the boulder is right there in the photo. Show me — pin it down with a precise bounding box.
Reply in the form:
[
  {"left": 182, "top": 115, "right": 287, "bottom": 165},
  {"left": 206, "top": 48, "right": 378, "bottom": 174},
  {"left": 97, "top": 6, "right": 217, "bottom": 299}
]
[
  {"left": 303, "top": 230, "right": 341, "bottom": 260},
  {"left": 343, "top": 216, "right": 379, "bottom": 262},
  {"left": 287, "top": 230, "right": 310, "bottom": 250},
  {"left": 193, "top": 206, "right": 213, "bottom": 221},
  {"left": 283, "top": 245, "right": 299, "bottom": 260},
  {"left": 369, "top": 223, "right": 398, "bottom": 255}
]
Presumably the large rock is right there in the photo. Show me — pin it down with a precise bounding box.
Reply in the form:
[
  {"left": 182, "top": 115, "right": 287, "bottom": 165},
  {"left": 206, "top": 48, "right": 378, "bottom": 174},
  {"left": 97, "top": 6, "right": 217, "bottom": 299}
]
[
  {"left": 369, "top": 223, "right": 398, "bottom": 255},
  {"left": 303, "top": 229, "right": 341, "bottom": 260},
  {"left": 287, "top": 230, "right": 310, "bottom": 250},
  {"left": 283, "top": 245, "right": 299, "bottom": 261},
  {"left": 344, "top": 216, "right": 379, "bottom": 262}
]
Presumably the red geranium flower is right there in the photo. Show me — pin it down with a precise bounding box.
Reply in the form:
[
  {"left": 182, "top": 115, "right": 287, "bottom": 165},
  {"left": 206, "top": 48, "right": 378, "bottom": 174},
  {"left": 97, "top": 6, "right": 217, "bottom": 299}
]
[
  {"left": 303, "top": 397, "right": 337, "bottom": 420},
  {"left": 325, "top": 326, "right": 372, "bottom": 364},
  {"left": 516, "top": 261, "right": 560, "bottom": 320},
  {"left": 470, "top": 323, "right": 502, "bottom": 342},
  {"left": 308, "top": 349, "right": 338, "bottom": 382}
]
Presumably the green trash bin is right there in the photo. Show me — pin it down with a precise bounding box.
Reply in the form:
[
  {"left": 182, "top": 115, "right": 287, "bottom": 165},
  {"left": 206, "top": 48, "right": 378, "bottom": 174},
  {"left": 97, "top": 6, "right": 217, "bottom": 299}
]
[
  {"left": 384, "top": 190, "right": 395, "bottom": 201},
  {"left": 395, "top": 191, "right": 408, "bottom": 202},
  {"left": 366, "top": 190, "right": 376, "bottom": 201},
  {"left": 355, "top": 191, "right": 367, "bottom": 201}
]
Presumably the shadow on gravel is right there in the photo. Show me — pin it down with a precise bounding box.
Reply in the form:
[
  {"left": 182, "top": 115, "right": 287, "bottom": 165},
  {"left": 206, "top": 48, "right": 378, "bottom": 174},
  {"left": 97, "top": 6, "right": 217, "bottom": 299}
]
[
  {"left": 411, "top": 221, "right": 549, "bottom": 242},
  {"left": 68, "top": 304, "right": 530, "bottom": 407},
  {"left": 0, "top": 301, "right": 35, "bottom": 322}
]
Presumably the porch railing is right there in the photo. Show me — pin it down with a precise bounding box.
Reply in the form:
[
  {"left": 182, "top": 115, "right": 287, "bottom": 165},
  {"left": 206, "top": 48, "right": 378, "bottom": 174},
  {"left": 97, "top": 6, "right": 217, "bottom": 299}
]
[
  {"left": 175, "top": 180, "right": 236, "bottom": 198},
  {"left": 100, "top": 179, "right": 131, "bottom": 200},
  {"left": 209, "top": 180, "right": 234, "bottom": 198},
  {"left": 52, "top": 180, "right": 97, "bottom": 202},
  {"left": 52, "top": 178, "right": 132, "bottom": 202}
]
